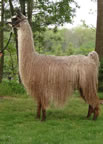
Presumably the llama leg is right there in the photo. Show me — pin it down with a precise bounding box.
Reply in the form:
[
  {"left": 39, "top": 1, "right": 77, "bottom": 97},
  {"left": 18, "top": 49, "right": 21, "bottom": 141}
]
[
  {"left": 41, "top": 107, "right": 46, "bottom": 121},
  {"left": 79, "top": 88, "right": 93, "bottom": 119},
  {"left": 93, "top": 106, "right": 99, "bottom": 120},
  {"left": 36, "top": 101, "right": 41, "bottom": 119},
  {"left": 79, "top": 88, "right": 85, "bottom": 100},
  {"left": 87, "top": 105, "right": 94, "bottom": 118}
]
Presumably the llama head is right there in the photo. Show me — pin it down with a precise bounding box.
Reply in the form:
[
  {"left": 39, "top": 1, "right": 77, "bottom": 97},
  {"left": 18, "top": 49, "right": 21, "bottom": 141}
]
[{"left": 8, "top": 9, "right": 27, "bottom": 28}]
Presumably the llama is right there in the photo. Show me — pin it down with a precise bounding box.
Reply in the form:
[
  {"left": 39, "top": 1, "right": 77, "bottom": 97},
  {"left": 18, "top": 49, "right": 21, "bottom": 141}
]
[{"left": 9, "top": 10, "right": 100, "bottom": 121}]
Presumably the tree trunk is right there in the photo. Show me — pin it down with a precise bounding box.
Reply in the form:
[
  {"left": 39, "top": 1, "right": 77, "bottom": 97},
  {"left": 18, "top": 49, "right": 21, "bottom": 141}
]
[
  {"left": 95, "top": 0, "right": 103, "bottom": 60},
  {"left": 19, "top": 0, "right": 26, "bottom": 15},
  {"left": 9, "top": 0, "right": 19, "bottom": 62},
  {"left": 27, "top": 0, "right": 33, "bottom": 26},
  {"left": 0, "top": 0, "right": 4, "bottom": 82},
  {"left": 9, "top": 0, "right": 21, "bottom": 83}
]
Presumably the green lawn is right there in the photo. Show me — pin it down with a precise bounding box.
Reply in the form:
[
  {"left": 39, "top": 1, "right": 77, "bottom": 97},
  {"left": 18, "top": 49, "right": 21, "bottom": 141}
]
[{"left": 0, "top": 92, "right": 103, "bottom": 144}]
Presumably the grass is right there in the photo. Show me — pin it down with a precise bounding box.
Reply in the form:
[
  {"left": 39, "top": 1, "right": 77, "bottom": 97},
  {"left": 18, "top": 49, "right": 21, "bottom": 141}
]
[
  {"left": 0, "top": 95, "right": 103, "bottom": 144},
  {"left": 0, "top": 82, "right": 103, "bottom": 144}
]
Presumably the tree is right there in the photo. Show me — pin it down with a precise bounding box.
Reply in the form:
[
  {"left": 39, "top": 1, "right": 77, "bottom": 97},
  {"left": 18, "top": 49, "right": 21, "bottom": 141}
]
[
  {"left": 32, "top": 0, "right": 78, "bottom": 32},
  {"left": 0, "top": 0, "right": 4, "bottom": 82},
  {"left": 27, "top": 0, "right": 33, "bottom": 26},
  {"left": 95, "top": 0, "right": 103, "bottom": 60},
  {"left": 32, "top": 0, "right": 78, "bottom": 52},
  {"left": 19, "top": 0, "right": 26, "bottom": 15},
  {"left": 95, "top": 0, "right": 103, "bottom": 90}
]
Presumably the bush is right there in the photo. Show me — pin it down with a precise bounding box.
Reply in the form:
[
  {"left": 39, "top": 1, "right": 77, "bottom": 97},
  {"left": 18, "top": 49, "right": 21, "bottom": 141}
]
[{"left": 0, "top": 81, "right": 26, "bottom": 97}]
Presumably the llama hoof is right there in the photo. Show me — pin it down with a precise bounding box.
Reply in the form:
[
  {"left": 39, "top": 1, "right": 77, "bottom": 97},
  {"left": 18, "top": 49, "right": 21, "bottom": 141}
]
[
  {"left": 86, "top": 114, "right": 92, "bottom": 119},
  {"left": 87, "top": 115, "right": 90, "bottom": 119},
  {"left": 92, "top": 107, "right": 99, "bottom": 120},
  {"left": 41, "top": 119, "right": 46, "bottom": 122},
  {"left": 93, "top": 113, "right": 98, "bottom": 120},
  {"left": 93, "top": 117, "right": 97, "bottom": 120},
  {"left": 93, "top": 115, "right": 98, "bottom": 120},
  {"left": 36, "top": 116, "right": 40, "bottom": 120},
  {"left": 41, "top": 117, "right": 46, "bottom": 122}
]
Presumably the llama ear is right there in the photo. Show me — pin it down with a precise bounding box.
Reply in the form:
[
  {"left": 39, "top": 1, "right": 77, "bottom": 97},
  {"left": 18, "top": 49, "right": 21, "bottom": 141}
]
[{"left": 15, "top": 8, "right": 25, "bottom": 19}]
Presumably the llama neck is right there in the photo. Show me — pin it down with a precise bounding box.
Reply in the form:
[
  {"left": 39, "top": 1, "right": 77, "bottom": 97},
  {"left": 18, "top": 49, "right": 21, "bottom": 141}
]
[{"left": 18, "top": 22, "right": 35, "bottom": 64}]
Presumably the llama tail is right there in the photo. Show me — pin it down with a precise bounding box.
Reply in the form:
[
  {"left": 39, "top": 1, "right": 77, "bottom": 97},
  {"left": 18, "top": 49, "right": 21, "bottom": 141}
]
[{"left": 88, "top": 51, "right": 100, "bottom": 67}]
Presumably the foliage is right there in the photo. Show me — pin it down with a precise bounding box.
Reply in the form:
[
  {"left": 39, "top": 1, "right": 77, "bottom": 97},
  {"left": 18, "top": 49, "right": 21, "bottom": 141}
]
[
  {"left": 40, "top": 25, "right": 96, "bottom": 56},
  {"left": 32, "top": 0, "right": 78, "bottom": 32}
]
